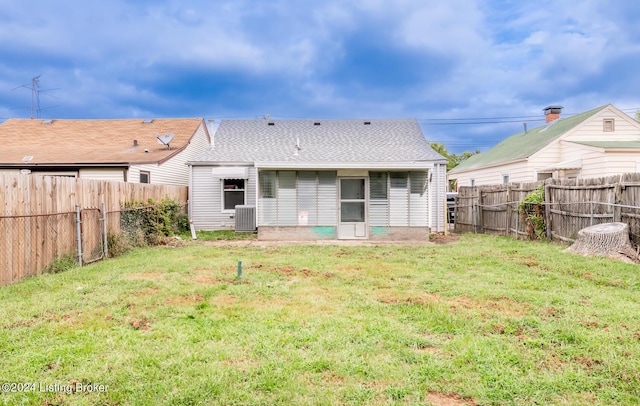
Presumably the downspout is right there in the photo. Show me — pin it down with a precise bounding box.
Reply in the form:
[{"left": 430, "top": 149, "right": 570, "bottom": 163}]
[{"left": 188, "top": 163, "right": 193, "bottom": 222}]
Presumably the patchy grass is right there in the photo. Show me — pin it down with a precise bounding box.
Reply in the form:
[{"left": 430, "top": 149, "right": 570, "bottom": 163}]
[
  {"left": 1, "top": 234, "right": 640, "bottom": 405},
  {"left": 178, "top": 229, "right": 258, "bottom": 241}
]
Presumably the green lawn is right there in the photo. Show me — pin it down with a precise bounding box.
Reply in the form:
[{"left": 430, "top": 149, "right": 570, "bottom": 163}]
[{"left": 1, "top": 234, "right": 640, "bottom": 405}]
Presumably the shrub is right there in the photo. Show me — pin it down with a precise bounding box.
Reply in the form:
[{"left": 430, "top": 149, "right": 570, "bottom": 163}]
[
  {"left": 46, "top": 255, "right": 76, "bottom": 273},
  {"left": 118, "top": 198, "right": 186, "bottom": 250},
  {"left": 519, "top": 185, "right": 546, "bottom": 240}
]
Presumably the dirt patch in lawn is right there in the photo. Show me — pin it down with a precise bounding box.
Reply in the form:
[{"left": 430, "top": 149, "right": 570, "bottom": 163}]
[
  {"left": 447, "top": 295, "right": 531, "bottom": 317},
  {"left": 211, "top": 295, "right": 237, "bottom": 306},
  {"left": 165, "top": 293, "right": 205, "bottom": 306},
  {"left": 191, "top": 274, "right": 234, "bottom": 285},
  {"left": 129, "top": 317, "right": 150, "bottom": 331},
  {"left": 271, "top": 265, "right": 318, "bottom": 277},
  {"left": 376, "top": 292, "right": 441, "bottom": 305},
  {"left": 426, "top": 392, "right": 476, "bottom": 406}
]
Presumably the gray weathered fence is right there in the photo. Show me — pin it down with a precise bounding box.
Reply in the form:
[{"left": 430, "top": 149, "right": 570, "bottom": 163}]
[{"left": 454, "top": 173, "right": 640, "bottom": 245}]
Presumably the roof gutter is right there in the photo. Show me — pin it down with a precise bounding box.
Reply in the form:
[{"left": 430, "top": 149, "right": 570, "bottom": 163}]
[
  {"left": 0, "top": 162, "right": 131, "bottom": 168},
  {"left": 255, "top": 161, "right": 437, "bottom": 170}
]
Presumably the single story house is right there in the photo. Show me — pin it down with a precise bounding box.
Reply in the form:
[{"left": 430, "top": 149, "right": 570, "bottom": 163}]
[
  {"left": 188, "top": 119, "right": 448, "bottom": 240},
  {"left": 0, "top": 118, "right": 211, "bottom": 185},
  {"left": 449, "top": 104, "right": 640, "bottom": 187}
]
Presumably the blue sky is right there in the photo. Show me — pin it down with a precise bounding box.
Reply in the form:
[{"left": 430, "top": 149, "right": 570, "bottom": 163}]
[{"left": 1, "top": 0, "right": 639, "bottom": 153}]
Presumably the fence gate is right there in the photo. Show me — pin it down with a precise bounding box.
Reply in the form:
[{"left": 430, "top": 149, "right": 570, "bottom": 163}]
[{"left": 78, "top": 207, "right": 106, "bottom": 264}]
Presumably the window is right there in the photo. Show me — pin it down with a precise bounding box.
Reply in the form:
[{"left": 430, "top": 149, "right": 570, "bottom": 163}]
[
  {"left": 502, "top": 174, "right": 510, "bottom": 184},
  {"left": 603, "top": 119, "right": 615, "bottom": 132},
  {"left": 470, "top": 178, "right": 475, "bottom": 187},
  {"left": 537, "top": 172, "right": 553, "bottom": 181},
  {"left": 259, "top": 171, "right": 276, "bottom": 198},
  {"left": 222, "top": 179, "right": 245, "bottom": 211},
  {"left": 140, "top": 171, "right": 150, "bottom": 184}
]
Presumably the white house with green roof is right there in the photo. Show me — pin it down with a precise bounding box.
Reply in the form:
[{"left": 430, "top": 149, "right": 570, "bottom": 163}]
[{"left": 449, "top": 104, "right": 640, "bottom": 187}]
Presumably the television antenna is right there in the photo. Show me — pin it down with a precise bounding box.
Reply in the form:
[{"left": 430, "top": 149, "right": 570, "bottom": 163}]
[
  {"left": 12, "top": 75, "right": 59, "bottom": 119},
  {"left": 156, "top": 133, "right": 174, "bottom": 150}
]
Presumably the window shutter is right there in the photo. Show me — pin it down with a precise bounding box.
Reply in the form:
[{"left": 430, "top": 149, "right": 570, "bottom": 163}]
[
  {"left": 278, "top": 171, "right": 297, "bottom": 225},
  {"left": 369, "top": 172, "right": 388, "bottom": 226},
  {"left": 318, "top": 171, "right": 337, "bottom": 225}
]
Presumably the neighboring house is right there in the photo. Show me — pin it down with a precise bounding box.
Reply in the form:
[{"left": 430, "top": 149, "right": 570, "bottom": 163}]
[
  {"left": 449, "top": 104, "right": 640, "bottom": 187},
  {"left": 0, "top": 118, "right": 211, "bottom": 185},
  {"left": 188, "top": 119, "right": 448, "bottom": 240}
]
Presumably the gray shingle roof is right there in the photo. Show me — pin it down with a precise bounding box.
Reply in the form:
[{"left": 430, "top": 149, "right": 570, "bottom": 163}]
[{"left": 190, "top": 119, "right": 445, "bottom": 164}]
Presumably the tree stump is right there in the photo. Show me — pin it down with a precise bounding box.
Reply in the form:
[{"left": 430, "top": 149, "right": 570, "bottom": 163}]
[{"left": 565, "top": 222, "right": 638, "bottom": 263}]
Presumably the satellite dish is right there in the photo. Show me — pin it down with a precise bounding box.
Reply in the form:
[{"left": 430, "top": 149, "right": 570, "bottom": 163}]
[{"left": 156, "top": 133, "right": 174, "bottom": 150}]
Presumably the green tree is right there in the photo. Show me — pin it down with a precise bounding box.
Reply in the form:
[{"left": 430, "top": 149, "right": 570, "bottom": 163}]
[{"left": 429, "top": 142, "right": 480, "bottom": 171}]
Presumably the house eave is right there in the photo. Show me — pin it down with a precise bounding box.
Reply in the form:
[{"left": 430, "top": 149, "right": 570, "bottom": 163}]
[
  {"left": 0, "top": 162, "right": 131, "bottom": 168},
  {"left": 255, "top": 161, "right": 439, "bottom": 170},
  {"left": 449, "top": 158, "right": 528, "bottom": 176}
]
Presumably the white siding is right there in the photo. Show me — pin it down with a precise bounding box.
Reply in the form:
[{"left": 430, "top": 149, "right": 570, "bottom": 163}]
[
  {"left": 601, "top": 152, "right": 640, "bottom": 177},
  {"left": 79, "top": 168, "right": 124, "bottom": 182},
  {"left": 564, "top": 106, "right": 640, "bottom": 142},
  {"left": 190, "top": 165, "right": 255, "bottom": 230},
  {"left": 452, "top": 160, "right": 530, "bottom": 187},
  {"left": 389, "top": 172, "right": 409, "bottom": 226},
  {"left": 430, "top": 163, "right": 447, "bottom": 232},
  {"left": 133, "top": 123, "right": 211, "bottom": 186}
]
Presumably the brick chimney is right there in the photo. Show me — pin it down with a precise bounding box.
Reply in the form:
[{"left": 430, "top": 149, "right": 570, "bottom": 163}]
[{"left": 543, "top": 105, "right": 563, "bottom": 124}]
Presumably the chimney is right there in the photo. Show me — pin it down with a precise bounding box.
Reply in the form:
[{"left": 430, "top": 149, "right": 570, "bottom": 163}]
[{"left": 543, "top": 105, "right": 563, "bottom": 124}]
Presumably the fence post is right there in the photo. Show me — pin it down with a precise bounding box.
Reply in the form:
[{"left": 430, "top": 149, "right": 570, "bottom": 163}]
[
  {"left": 515, "top": 207, "right": 519, "bottom": 240},
  {"left": 477, "top": 191, "right": 484, "bottom": 233},
  {"left": 102, "top": 202, "right": 108, "bottom": 259},
  {"left": 76, "top": 205, "right": 83, "bottom": 267},
  {"left": 506, "top": 185, "right": 512, "bottom": 237},
  {"left": 544, "top": 185, "right": 552, "bottom": 241},
  {"left": 614, "top": 183, "right": 622, "bottom": 222},
  {"left": 590, "top": 201, "right": 594, "bottom": 226},
  {"left": 472, "top": 193, "right": 477, "bottom": 233}
]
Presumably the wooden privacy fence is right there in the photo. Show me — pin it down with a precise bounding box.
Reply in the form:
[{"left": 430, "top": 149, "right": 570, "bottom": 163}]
[
  {"left": 1, "top": 173, "right": 188, "bottom": 285},
  {"left": 454, "top": 172, "right": 640, "bottom": 245}
]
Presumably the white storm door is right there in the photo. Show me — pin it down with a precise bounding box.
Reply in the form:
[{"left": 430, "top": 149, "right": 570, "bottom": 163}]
[{"left": 338, "top": 177, "right": 367, "bottom": 239}]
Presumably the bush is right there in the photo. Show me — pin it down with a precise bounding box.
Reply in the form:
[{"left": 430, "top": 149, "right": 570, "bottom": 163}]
[
  {"left": 46, "top": 255, "right": 76, "bottom": 274},
  {"left": 518, "top": 185, "right": 546, "bottom": 240},
  {"left": 107, "top": 232, "right": 132, "bottom": 257},
  {"left": 117, "top": 198, "right": 187, "bottom": 251}
]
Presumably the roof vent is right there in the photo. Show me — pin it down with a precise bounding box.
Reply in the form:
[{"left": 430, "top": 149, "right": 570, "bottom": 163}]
[
  {"left": 42, "top": 119, "right": 53, "bottom": 124},
  {"left": 143, "top": 118, "right": 154, "bottom": 124},
  {"left": 364, "top": 121, "right": 371, "bottom": 125},
  {"left": 268, "top": 122, "right": 275, "bottom": 126},
  {"left": 313, "top": 122, "right": 321, "bottom": 126},
  {"left": 23, "top": 156, "right": 33, "bottom": 162}
]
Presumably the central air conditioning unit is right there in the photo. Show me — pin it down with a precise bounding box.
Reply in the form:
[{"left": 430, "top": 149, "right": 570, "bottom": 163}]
[{"left": 234, "top": 205, "right": 256, "bottom": 232}]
